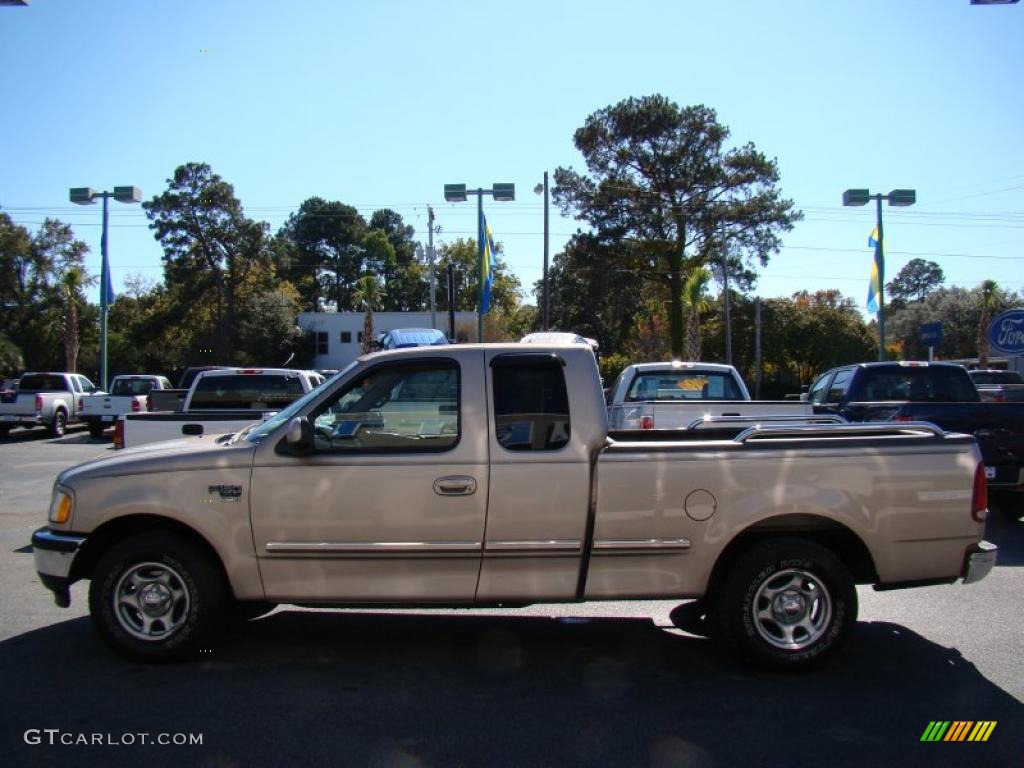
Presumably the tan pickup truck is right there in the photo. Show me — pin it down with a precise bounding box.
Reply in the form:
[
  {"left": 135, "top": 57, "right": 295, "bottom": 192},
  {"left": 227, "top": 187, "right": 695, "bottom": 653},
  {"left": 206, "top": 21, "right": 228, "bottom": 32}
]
[{"left": 32, "top": 344, "right": 996, "bottom": 669}]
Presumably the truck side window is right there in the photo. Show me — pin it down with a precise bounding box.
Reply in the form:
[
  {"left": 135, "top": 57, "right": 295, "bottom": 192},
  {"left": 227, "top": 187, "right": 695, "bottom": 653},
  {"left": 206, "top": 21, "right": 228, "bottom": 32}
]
[
  {"left": 826, "top": 369, "right": 853, "bottom": 404},
  {"left": 312, "top": 361, "right": 460, "bottom": 453},
  {"left": 808, "top": 373, "right": 831, "bottom": 405},
  {"left": 492, "top": 356, "right": 570, "bottom": 451}
]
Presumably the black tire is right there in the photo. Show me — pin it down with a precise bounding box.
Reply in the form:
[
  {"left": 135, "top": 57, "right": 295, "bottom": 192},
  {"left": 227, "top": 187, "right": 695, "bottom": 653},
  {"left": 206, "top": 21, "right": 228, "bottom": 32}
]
[
  {"left": 0, "top": 426, "right": 9, "bottom": 439},
  {"left": 48, "top": 409, "right": 67, "bottom": 437},
  {"left": 89, "top": 532, "right": 228, "bottom": 662},
  {"left": 87, "top": 422, "right": 106, "bottom": 438},
  {"left": 714, "top": 538, "right": 857, "bottom": 671}
]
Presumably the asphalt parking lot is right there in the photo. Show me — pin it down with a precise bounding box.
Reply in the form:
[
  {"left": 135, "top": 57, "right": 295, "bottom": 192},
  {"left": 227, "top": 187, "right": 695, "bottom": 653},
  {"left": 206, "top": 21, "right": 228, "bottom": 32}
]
[{"left": 0, "top": 424, "right": 1022, "bottom": 768}]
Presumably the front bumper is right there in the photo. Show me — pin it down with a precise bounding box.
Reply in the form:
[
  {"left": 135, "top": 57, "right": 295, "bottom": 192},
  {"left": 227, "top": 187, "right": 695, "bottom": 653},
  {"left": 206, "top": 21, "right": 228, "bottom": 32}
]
[
  {"left": 962, "top": 540, "right": 998, "bottom": 585},
  {"left": 32, "top": 527, "right": 86, "bottom": 607}
]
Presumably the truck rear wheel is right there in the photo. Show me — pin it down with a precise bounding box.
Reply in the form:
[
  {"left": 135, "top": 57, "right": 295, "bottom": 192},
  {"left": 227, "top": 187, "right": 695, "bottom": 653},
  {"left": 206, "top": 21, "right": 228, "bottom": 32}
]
[
  {"left": 89, "top": 532, "right": 227, "bottom": 662},
  {"left": 49, "top": 409, "right": 67, "bottom": 437},
  {"left": 87, "top": 422, "right": 106, "bottom": 438},
  {"left": 714, "top": 538, "right": 856, "bottom": 670}
]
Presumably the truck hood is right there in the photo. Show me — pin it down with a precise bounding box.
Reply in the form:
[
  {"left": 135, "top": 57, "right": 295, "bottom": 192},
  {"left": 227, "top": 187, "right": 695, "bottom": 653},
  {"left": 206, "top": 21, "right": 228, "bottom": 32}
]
[{"left": 57, "top": 435, "right": 256, "bottom": 486}]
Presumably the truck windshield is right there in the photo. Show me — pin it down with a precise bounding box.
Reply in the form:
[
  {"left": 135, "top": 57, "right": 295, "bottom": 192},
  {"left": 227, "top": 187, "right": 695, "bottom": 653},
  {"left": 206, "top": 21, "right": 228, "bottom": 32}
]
[
  {"left": 189, "top": 374, "right": 306, "bottom": 410},
  {"left": 627, "top": 372, "right": 745, "bottom": 401},
  {"left": 111, "top": 379, "right": 157, "bottom": 396},
  {"left": 245, "top": 362, "right": 357, "bottom": 444}
]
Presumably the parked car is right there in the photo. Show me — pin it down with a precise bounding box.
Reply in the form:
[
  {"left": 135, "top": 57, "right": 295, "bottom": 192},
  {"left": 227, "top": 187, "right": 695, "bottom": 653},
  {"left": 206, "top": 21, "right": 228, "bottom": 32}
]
[
  {"left": 375, "top": 328, "right": 448, "bottom": 350},
  {"left": 808, "top": 361, "right": 1024, "bottom": 490},
  {"left": 969, "top": 369, "right": 1024, "bottom": 403},
  {"left": 0, "top": 372, "right": 97, "bottom": 437},
  {"left": 79, "top": 374, "right": 173, "bottom": 437},
  {"left": 33, "top": 344, "right": 995, "bottom": 669},
  {"left": 117, "top": 367, "right": 324, "bottom": 449},
  {"left": 607, "top": 361, "right": 812, "bottom": 429}
]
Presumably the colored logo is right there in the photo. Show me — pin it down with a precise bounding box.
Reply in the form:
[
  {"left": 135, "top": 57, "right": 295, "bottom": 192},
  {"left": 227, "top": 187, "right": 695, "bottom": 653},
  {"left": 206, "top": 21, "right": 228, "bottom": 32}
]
[
  {"left": 920, "top": 721, "right": 996, "bottom": 742},
  {"left": 987, "top": 309, "right": 1024, "bottom": 355}
]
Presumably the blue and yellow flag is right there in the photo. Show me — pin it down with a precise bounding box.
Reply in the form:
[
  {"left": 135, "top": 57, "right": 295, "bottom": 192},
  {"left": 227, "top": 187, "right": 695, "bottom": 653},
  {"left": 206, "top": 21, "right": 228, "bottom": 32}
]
[
  {"left": 479, "top": 209, "right": 497, "bottom": 314},
  {"left": 866, "top": 257, "right": 880, "bottom": 314},
  {"left": 866, "top": 226, "right": 881, "bottom": 314}
]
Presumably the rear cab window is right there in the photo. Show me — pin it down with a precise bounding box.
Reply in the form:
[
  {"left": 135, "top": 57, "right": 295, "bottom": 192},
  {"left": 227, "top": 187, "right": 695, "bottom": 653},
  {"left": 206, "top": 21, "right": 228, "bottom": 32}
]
[
  {"left": 190, "top": 374, "right": 307, "bottom": 409},
  {"left": 491, "top": 354, "right": 571, "bottom": 451},
  {"left": 626, "top": 370, "right": 745, "bottom": 401}
]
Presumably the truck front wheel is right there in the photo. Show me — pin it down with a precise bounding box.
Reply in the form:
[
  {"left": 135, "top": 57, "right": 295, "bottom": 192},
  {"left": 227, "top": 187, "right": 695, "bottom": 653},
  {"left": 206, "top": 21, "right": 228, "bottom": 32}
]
[
  {"left": 89, "top": 532, "right": 227, "bottom": 662},
  {"left": 714, "top": 538, "right": 857, "bottom": 670}
]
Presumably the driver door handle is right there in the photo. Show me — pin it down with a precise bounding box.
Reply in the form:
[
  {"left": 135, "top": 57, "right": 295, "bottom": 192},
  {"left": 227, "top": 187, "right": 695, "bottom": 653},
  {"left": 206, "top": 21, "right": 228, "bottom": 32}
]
[{"left": 433, "top": 476, "right": 477, "bottom": 496}]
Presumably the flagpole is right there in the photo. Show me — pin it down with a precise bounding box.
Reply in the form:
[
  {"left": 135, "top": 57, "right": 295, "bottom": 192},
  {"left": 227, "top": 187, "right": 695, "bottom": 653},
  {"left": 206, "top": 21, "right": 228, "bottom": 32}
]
[
  {"left": 875, "top": 193, "right": 886, "bottom": 361},
  {"left": 100, "top": 191, "right": 110, "bottom": 390},
  {"left": 477, "top": 189, "right": 484, "bottom": 343}
]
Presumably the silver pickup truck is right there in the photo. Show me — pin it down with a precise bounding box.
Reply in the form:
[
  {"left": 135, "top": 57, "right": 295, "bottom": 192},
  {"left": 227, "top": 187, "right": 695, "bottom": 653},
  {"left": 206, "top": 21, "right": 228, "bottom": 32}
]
[
  {"left": 607, "top": 361, "right": 813, "bottom": 429},
  {"left": 79, "top": 374, "right": 173, "bottom": 438},
  {"left": 0, "top": 372, "right": 97, "bottom": 437},
  {"left": 32, "top": 344, "right": 996, "bottom": 670}
]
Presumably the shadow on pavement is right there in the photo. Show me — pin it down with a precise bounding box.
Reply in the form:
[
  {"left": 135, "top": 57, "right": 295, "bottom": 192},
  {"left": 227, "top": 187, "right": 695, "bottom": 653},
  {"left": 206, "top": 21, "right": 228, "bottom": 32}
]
[
  {"left": 1, "top": 610, "right": 1020, "bottom": 767},
  {"left": 986, "top": 493, "right": 1024, "bottom": 566}
]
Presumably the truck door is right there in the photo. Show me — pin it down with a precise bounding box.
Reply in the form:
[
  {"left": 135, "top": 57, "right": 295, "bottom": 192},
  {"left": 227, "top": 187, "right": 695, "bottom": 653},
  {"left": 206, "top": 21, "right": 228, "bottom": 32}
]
[
  {"left": 476, "top": 351, "right": 592, "bottom": 602},
  {"left": 249, "top": 349, "right": 489, "bottom": 602}
]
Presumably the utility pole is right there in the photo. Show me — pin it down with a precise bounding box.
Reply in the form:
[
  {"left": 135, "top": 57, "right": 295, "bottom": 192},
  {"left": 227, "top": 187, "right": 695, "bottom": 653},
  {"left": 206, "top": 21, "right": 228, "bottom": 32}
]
[
  {"left": 427, "top": 206, "right": 437, "bottom": 330},
  {"left": 720, "top": 220, "right": 732, "bottom": 366},
  {"left": 754, "top": 297, "right": 763, "bottom": 400},
  {"left": 447, "top": 264, "right": 456, "bottom": 342}
]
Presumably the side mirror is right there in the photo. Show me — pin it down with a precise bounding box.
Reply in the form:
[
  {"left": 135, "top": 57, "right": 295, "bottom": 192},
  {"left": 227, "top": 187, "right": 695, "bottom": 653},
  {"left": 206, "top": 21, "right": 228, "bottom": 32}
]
[{"left": 285, "top": 416, "right": 313, "bottom": 454}]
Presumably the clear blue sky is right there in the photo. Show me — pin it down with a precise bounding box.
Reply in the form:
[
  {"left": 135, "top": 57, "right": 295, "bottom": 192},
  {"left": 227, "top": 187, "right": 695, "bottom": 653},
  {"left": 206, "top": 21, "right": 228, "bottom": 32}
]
[{"left": 2, "top": 0, "right": 1022, "bottom": 318}]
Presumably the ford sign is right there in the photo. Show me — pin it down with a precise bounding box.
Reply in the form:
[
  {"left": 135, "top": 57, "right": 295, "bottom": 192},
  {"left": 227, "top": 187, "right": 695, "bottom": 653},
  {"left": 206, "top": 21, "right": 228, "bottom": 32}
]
[{"left": 988, "top": 309, "right": 1024, "bottom": 355}]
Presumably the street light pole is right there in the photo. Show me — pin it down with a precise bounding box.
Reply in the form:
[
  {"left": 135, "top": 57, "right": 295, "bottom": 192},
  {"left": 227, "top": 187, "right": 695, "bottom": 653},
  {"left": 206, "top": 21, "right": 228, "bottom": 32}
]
[
  {"left": 70, "top": 185, "right": 141, "bottom": 390},
  {"left": 534, "top": 173, "right": 550, "bottom": 330},
  {"left": 842, "top": 187, "right": 916, "bottom": 361},
  {"left": 443, "top": 182, "right": 515, "bottom": 342}
]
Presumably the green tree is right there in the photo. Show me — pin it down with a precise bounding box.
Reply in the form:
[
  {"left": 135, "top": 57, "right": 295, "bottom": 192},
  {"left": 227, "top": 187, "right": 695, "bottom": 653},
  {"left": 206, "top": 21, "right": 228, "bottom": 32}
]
[
  {"left": 436, "top": 238, "right": 521, "bottom": 314},
  {"left": 60, "top": 267, "right": 87, "bottom": 373},
  {"left": 278, "top": 197, "right": 368, "bottom": 312},
  {"left": 553, "top": 94, "right": 801, "bottom": 357},
  {"left": 886, "top": 258, "right": 944, "bottom": 308},
  {"left": 353, "top": 275, "right": 382, "bottom": 354},
  {"left": 237, "top": 286, "right": 304, "bottom": 366},
  {"left": 887, "top": 284, "right": 1024, "bottom": 360},
  {"left": 683, "top": 266, "right": 712, "bottom": 360},
  {"left": 542, "top": 233, "right": 647, "bottom": 354},
  {"left": 369, "top": 209, "right": 427, "bottom": 311},
  {"left": 0, "top": 214, "right": 92, "bottom": 371},
  {"left": 977, "top": 280, "right": 998, "bottom": 368},
  {"left": 143, "top": 162, "right": 271, "bottom": 362},
  {"left": 0, "top": 332, "right": 24, "bottom": 376}
]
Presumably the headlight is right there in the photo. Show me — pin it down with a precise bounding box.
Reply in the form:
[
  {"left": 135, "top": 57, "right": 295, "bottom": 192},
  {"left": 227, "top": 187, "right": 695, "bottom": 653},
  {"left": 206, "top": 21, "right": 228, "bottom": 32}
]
[{"left": 48, "top": 487, "right": 73, "bottom": 525}]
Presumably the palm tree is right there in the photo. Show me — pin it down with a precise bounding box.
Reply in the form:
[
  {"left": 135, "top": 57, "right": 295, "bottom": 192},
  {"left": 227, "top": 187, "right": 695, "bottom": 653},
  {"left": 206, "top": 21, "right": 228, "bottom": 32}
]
[
  {"left": 353, "top": 275, "right": 382, "bottom": 354},
  {"left": 60, "top": 268, "right": 85, "bottom": 373},
  {"left": 977, "top": 279, "right": 998, "bottom": 368},
  {"left": 682, "top": 266, "right": 712, "bottom": 361}
]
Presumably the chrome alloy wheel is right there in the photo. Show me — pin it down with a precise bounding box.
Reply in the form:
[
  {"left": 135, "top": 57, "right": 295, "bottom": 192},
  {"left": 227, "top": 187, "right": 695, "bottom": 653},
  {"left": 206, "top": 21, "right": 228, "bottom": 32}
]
[
  {"left": 751, "top": 568, "right": 833, "bottom": 650},
  {"left": 113, "top": 561, "right": 191, "bottom": 642}
]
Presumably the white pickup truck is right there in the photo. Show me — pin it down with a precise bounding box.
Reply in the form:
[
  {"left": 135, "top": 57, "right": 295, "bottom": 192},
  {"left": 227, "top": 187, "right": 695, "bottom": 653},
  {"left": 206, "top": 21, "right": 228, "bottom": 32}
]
[
  {"left": 0, "top": 372, "right": 98, "bottom": 437},
  {"left": 32, "top": 344, "right": 995, "bottom": 670},
  {"left": 115, "top": 368, "right": 324, "bottom": 449},
  {"left": 607, "top": 361, "right": 814, "bottom": 429},
  {"left": 79, "top": 375, "right": 173, "bottom": 438}
]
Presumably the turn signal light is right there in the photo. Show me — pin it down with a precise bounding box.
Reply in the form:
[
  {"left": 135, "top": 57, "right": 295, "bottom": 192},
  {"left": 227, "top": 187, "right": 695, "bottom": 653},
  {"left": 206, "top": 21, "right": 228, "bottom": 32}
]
[
  {"left": 640, "top": 415, "right": 654, "bottom": 430},
  {"left": 49, "top": 492, "right": 72, "bottom": 524},
  {"left": 35, "top": 394, "right": 43, "bottom": 412}
]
